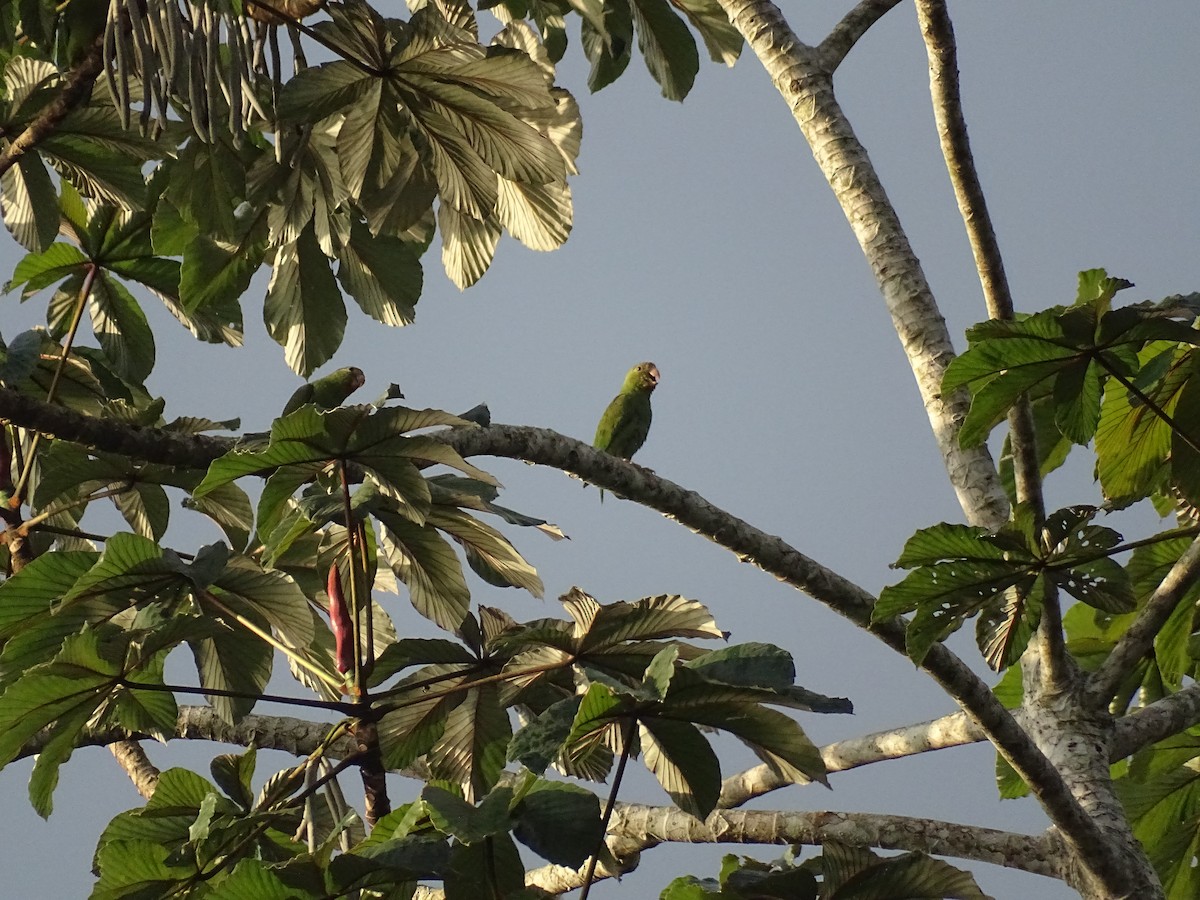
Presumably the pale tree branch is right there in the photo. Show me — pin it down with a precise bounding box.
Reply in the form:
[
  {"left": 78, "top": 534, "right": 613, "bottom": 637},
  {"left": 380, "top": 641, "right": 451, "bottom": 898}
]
[
  {"left": 720, "top": 711, "right": 982, "bottom": 808},
  {"left": 915, "top": 0, "right": 1070, "bottom": 694},
  {"left": 612, "top": 804, "right": 1062, "bottom": 878},
  {"left": 508, "top": 805, "right": 1064, "bottom": 897},
  {"left": 712, "top": 0, "right": 1008, "bottom": 531},
  {"left": 818, "top": 0, "right": 906, "bottom": 71},
  {"left": 108, "top": 740, "right": 160, "bottom": 799},
  {"left": 1112, "top": 683, "right": 1200, "bottom": 760},
  {"left": 1089, "top": 535, "right": 1200, "bottom": 708}
]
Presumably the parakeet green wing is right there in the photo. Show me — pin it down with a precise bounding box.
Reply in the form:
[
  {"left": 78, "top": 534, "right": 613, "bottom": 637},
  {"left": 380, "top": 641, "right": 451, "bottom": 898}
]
[
  {"left": 282, "top": 366, "right": 366, "bottom": 415},
  {"left": 593, "top": 362, "right": 659, "bottom": 500}
]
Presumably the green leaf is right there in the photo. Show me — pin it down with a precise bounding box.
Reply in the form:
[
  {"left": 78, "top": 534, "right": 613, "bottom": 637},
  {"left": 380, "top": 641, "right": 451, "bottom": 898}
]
[
  {"left": 378, "top": 677, "right": 463, "bottom": 771},
  {"left": 40, "top": 134, "right": 147, "bottom": 209},
  {"left": 179, "top": 224, "right": 267, "bottom": 316},
  {"left": 1077, "top": 267, "right": 1135, "bottom": 308},
  {"left": 0, "top": 628, "right": 115, "bottom": 777},
  {"left": 429, "top": 681, "right": 513, "bottom": 801},
  {"left": 369, "top": 638, "right": 477, "bottom": 687},
  {"left": 683, "top": 643, "right": 795, "bottom": 691},
  {"left": 512, "top": 781, "right": 602, "bottom": 867},
  {"left": 975, "top": 579, "right": 1044, "bottom": 670},
  {"left": 439, "top": 202, "right": 501, "bottom": 290},
  {"left": 208, "top": 555, "right": 316, "bottom": 649},
  {"left": 0, "top": 549, "right": 99, "bottom": 640},
  {"left": 337, "top": 221, "right": 422, "bottom": 326},
  {"left": 673, "top": 0, "right": 742, "bottom": 66},
  {"left": 210, "top": 746, "right": 257, "bottom": 810},
  {"left": 495, "top": 176, "right": 572, "bottom": 251},
  {"left": 581, "top": 0, "right": 633, "bottom": 93},
  {"left": 6, "top": 241, "right": 86, "bottom": 296},
  {"left": 88, "top": 274, "right": 155, "bottom": 384},
  {"left": 378, "top": 513, "right": 472, "bottom": 632},
  {"left": 831, "top": 847, "right": 991, "bottom": 899},
  {"left": 166, "top": 140, "right": 246, "bottom": 240},
  {"left": 630, "top": 0, "right": 700, "bottom": 101},
  {"left": 190, "top": 618, "right": 273, "bottom": 725},
  {"left": 640, "top": 717, "right": 721, "bottom": 817},
  {"left": 182, "top": 481, "right": 254, "bottom": 552},
  {"left": 507, "top": 696, "right": 580, "bottom": 775},
  {"left": 1117, "top": 735, "right": 1200, "bottom": 900},
  {"left": 201, "top": 859, "right": 298, "bottom": 900},
  {"left": 428, "top": 506, "right": 543, "bottom": 597},
  {"left": 1095, "top": 346, "right": 1184, "bottom": 502},
  {"left": 1169, "top": 366, "right": 1200, "bottom": 507},
  {"left": 1, "top": 152, "right": 59, "bottom": 252},
  {"left": 423, "top": 784, "right": 513, "bottom": 844},
  {"left": 112, "top": 482, "right": 170, "bottom": 541},
  {"left": 444, "top": 832, "right": 525, "bottom": 900},
  {"left": 891, "top": 522, "right": 1012, "bottom": 568},
  {"left": 263, "top": 224, "right": 347, "bottom": 376},
  {"left": 568, "top": 589, "right": 725, "bottom": 651},
  {"left": 60, "top": 532, "right": 190, "bottom": 610},
  {"left": 92, "top": 839, "right": 196, "bottom": 899}
]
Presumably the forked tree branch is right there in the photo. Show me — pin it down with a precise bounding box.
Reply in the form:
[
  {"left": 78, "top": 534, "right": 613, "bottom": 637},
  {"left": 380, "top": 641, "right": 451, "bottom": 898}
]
[
  {"left": 913, "top": 0, "right": 1070, "bottom": 692},
  {"left": 712, "top": 0, "right": 1009, "bottom": 531}
]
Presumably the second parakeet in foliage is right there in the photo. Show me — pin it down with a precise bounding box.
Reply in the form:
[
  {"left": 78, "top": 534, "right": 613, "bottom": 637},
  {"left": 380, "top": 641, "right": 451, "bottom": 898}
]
[
  {"left": 282, "top": 367, "right": 365, "bottom": 415},
  {"left": 593, "top": 362, "right": 659, "bottom": 500}
]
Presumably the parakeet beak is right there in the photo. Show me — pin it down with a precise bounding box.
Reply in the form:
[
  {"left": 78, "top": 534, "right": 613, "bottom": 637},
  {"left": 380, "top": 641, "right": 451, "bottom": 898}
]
[{"left": 648, "top": 365, "right": 660, "bottom": 385}]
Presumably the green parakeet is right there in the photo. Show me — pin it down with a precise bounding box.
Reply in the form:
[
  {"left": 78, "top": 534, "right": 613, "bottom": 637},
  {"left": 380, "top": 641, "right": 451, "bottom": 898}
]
[
  {"left": 282, "top": 366, "right": 365, "bottom": 415},
  {"left": 593, "top": 362, "right": 659, "bottom": 500}
]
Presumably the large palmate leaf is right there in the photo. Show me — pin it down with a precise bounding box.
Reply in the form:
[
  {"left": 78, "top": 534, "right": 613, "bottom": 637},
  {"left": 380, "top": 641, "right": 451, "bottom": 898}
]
[
  {"left": 195, "top": 405, "right": 490, "bottom": 507},
  {"left": 878, "top": 506, "right": 1133, "bottom": 668},
  {"left": 945, "top": 273, "right": 1200, "bottom": 450},
  {"left": 1118, "top": 729, "right": 1200, "bottom": 900}
]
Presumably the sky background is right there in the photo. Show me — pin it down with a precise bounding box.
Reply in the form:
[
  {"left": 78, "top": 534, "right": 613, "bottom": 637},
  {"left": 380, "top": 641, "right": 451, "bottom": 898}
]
[{"left": 2, "top": 2, "right": 1199, "bottom": 897}]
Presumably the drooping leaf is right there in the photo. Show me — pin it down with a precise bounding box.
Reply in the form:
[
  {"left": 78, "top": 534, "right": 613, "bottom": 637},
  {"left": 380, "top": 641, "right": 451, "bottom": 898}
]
[
  {"left": 630, "top": 0, "right": 700, "bottom": 101},
  {"left": 640, "top": 717, "right": 721, "bottom": 818},
  {"left": 263, "top": 223, "right": 347, "bottom": 376},
  {"left": 512, "top": 780, "right": 602, "bottom": 868}
]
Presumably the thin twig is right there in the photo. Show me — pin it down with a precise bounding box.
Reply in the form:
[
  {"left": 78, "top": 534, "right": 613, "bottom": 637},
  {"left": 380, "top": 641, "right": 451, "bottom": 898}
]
[{"left": 580, "top": 717, "right": 637, "bottom": 900}]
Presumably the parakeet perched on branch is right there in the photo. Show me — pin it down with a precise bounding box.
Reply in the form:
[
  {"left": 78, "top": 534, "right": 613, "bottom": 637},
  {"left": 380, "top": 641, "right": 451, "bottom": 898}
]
[
  {"left": 282, "top": 366, "right": 365, "bottom": 416},
  {"left": 593, "top": 362, "right": 659, "bottom": 500}
]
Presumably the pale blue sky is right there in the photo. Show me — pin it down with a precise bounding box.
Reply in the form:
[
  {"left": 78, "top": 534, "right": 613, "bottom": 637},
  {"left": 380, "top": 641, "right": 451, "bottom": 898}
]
[{"left": 2, "top": 3, "right": 1198, "bottom": 897}]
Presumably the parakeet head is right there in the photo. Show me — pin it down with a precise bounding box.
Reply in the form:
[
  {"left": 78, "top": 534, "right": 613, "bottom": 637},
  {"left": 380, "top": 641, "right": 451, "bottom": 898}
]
[{"left": 623, "top": 362, "right": 660, "bottom": 393}]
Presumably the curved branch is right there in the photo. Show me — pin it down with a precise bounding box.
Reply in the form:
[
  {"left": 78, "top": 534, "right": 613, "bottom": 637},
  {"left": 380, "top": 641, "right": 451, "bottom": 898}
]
[
  {"left": 818, "top": 0, "right": 905, "bottom": 71},
  {"left": 0, "top": 389, "right": 1080, "bottom": 856}
]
